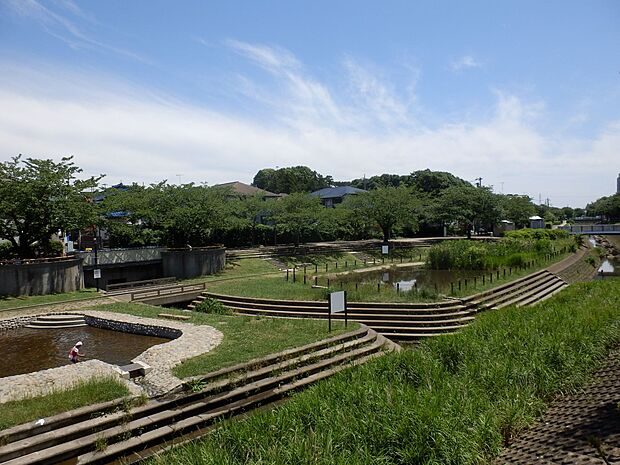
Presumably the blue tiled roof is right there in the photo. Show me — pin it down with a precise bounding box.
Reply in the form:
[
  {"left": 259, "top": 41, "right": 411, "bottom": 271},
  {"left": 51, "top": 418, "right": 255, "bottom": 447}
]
[{"left": 310, "top": 186, "right": 367, "bottom": 199}]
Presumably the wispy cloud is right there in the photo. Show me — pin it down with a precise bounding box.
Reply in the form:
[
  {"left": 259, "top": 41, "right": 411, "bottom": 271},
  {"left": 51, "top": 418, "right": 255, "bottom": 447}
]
[
  {"left": 3, "top": 0, "right": 148, "bottom": 63},
  {"left": 450, "top": 54, "right": 482, "bottom": 71},
  {"left": 0, "top": 50, "right": 615, "bottom": 206}
]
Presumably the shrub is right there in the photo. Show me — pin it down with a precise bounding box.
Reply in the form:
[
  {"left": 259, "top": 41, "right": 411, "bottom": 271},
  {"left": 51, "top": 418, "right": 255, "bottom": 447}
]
[
  {"left": 534, "top": 238, "right": 552, "bottom": 254},
  {"left": 194, "top": 297, "right": 232, "bottom": 315},
  {"left": 0, "top": 240, "right": 13, "bottom": 260},
  {"left": 505, "top": 253, "right": 526, "bottom": 268}
]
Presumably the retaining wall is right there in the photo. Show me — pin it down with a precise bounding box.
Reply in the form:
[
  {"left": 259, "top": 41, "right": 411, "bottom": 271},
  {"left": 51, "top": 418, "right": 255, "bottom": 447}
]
[
  {"left": 0, "top": 258, "right": 84, "bottom": 297},
  {"left": 161, "top": 247, "right": 225, "bottom": 279}
]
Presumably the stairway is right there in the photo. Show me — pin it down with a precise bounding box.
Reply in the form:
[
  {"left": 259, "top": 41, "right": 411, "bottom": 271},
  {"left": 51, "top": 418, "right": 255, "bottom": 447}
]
[
  {"left": 25, "top": 314, "right": 87, "bottom": 329},
  {"left": 0, "top": 326, "right": 395, "bottom": 465},
  {"left": 197, "top": 292, "right": 476, "bottom": 341},
  {"left": 461, "top": 270, "right": 568, "bottom": 311}
]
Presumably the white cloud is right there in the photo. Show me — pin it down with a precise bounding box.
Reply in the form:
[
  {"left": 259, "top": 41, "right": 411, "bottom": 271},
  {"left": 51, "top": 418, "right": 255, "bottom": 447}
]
[
  {"left": 451, "top": 54, "right": 482, "bottom": 71},
  {"left": 0, "top": 51, "right": 616, "bottom": 207}
]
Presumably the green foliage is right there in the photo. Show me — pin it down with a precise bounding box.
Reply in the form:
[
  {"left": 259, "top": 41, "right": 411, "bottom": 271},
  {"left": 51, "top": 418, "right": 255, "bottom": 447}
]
[
  {"left": 504, "top": 228, "right": 568, "bottom": 240},
  {"left": 270, "top": 192, "right": 323, "bottom": 246},
  {"left": 194, "top": 297, "right": 232, "bottom": 315},
  {"left": 432, "top": 185, "right": 503, "bottom": 234},
  {"left": 586, "top": 193, "right": 620, "bottom": 222},
  {"left": 252, "top": 166, "right": 332, "bottom": 194},
  {"left": 343, "top": 186, "right": 420, "bottom": 242},
  {"left": 0, "top": 240, "right": 14, "bottom": 260},
  {"left": 148, "top": 281, "right": 620, "bottom": 465},
  {"left": 0, "top": 156, "right": 101, "bottom": 258},
  {"left": 499, "top": 194, "right": 536, "bottom": 228}
]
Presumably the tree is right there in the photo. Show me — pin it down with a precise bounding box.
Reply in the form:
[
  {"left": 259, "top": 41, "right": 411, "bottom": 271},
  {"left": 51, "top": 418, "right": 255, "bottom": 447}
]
[
  {"left": 343, "top": 186, "right": 419, "bottom": 242},
  {"left": 434, "top": 185, "right": 502, "bottom": 236},
  {"left": 0, "top": 156, "right": 101, "bottom": 258},
  {"left": 500, "top": 194, "right": 536, "bottom": 228},
  {"left": 586, "top": 193, "right": 620, "bottom": 222},
  {"left": 409, "top": 169, "right": 470, "bottom": 195},
  {"left": 270, "top": 193, "right": 323, "bottom": 246},
  {"left": 252, "top": 166, "right": 333, "bottom": 194}
]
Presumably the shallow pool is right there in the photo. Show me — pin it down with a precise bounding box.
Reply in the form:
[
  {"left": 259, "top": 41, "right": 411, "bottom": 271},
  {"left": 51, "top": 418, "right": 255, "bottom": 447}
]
[{"left": 0, "top": 326, "right": 170, "bottom": 378}]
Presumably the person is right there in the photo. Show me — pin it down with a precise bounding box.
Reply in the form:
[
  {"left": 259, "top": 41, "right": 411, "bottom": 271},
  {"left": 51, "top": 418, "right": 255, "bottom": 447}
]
[{"left": 69, "top": 341, "right": 85, "bottom": 363}]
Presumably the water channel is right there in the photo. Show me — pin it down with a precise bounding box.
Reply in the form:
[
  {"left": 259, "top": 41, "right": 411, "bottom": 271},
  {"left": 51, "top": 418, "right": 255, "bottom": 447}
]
[{"left": 0, "top": 326, "right": 170, "bottom": 378}]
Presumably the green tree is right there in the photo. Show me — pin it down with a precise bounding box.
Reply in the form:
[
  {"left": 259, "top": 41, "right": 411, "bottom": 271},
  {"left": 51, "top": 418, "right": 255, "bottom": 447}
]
[
  {"left": 500, "top": 194, "right": 536, "bottom": 228},
  {"left": 252, "top": 166, "right": 333, "bottom": 194},
  {"left": 270, "top": 193, "right": 323, "bottom": 246},
  {"left": 343, "top": 186, "right": 419, "bottom": 242},
  {"left": 0, "top": 156, "right": 101, "bottom": 258},
  {"left": 586, "top": 193, "right": 620, "bottom": 222},
  {"left": 434, "top": 185, "right": 502, "bottom": 236}
]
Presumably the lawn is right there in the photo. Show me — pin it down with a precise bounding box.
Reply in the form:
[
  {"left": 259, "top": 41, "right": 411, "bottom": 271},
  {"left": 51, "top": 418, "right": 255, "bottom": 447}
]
[{"left": 0, "top": 288, "right": 102, "bottom": 312}]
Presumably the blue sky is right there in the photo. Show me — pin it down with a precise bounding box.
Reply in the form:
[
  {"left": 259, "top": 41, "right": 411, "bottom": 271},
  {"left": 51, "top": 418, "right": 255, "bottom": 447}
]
[{"left": 1, "top": 0, "right": 619, "bottom": 207}]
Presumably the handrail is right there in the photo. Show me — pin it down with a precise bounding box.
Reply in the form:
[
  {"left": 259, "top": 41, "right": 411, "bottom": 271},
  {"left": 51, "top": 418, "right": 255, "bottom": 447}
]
[{"left": 130, "top": 282, "right": 206, "bottom": 301}]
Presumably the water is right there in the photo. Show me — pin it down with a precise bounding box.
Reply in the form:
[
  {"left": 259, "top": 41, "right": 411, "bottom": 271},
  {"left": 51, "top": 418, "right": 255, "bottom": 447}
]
[
  {"left": 597, "top": 257, "right": 620, "bottom": 278},
  {"left": 0, "top": 326, "right": 170, "bottom": 378},
  {"left": 334, "top": 266, "right": 482, "bottom": 292}
]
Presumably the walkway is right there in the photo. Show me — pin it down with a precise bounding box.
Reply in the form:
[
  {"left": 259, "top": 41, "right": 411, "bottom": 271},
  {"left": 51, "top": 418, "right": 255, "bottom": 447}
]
[{"left": 497, "top": 348, "right": 620, "bottom": 464}]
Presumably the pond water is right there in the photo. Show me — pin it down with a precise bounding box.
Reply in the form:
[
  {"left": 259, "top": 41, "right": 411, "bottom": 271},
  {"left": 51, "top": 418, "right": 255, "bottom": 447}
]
[
  {"left": 0, "top": 326, "right": 170, "bottom": 378},
  {"left": 334, "top": 266, "right": 482, "bottom": 292},
  {"left": 597, "top": 257, "right": 620, "bottom": 278}
]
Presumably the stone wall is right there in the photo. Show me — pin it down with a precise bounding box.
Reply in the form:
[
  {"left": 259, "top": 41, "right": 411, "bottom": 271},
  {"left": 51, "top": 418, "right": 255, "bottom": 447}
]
[
  {"left": 0, "top": 315, "right": 38, "bottom": 331},
  {"left": 85, "top": 315, "right": 181, "bottom": 339},
  {"left": 161, "top": 247, "right": 225, "bottom": 279},
  {"left": 0, "top": 258, "right": 84, "bottom": 297}
]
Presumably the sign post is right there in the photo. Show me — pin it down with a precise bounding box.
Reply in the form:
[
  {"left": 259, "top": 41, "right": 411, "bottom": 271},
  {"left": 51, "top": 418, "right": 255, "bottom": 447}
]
[
  {"left": 382, "top": 244, "right": 389, "bottom": 255},
  {"left": 328, "top": 290, "right": 347, "bottom": 332}
]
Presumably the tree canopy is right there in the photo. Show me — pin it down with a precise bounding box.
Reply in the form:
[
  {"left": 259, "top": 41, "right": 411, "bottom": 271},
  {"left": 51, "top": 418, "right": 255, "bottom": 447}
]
[
  {"left": 252, "top": 166, "right": 333, "bottom": 194},
  {"left": 0, "top": 156, "right": 101, "bottom": 258}
]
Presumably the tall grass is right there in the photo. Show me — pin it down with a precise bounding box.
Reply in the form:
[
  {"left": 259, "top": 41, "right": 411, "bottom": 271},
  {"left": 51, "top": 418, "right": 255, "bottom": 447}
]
[{"left": 148, "top": 280, "right": 620, "bottom": 465}]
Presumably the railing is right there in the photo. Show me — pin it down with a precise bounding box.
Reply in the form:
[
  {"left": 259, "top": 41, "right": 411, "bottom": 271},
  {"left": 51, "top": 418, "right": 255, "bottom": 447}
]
[
  {"left": 559, "top": 224, "right": 620, "bottom": 234},
  {"left": 77, "top": 247, "right": 166, "bottom": 266},
  {"left": 130, "top": 282, "right": 206, "bottom": 301},
  {"left": 0, "top": 256, "right": 78, "bottom": 266},
  {"left": 106, "top": 277, "right": 177, "bottom": 291}
]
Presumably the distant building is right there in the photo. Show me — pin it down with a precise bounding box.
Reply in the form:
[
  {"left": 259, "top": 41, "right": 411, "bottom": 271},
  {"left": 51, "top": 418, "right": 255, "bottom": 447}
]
[
  {"left": 310, "top": 186, "right": 367, "bottom": 208},
  {"left": 212, "top": 181, "right": 285, "bottom": 200},
  {"left": 529, "top": 215, "right": 545, "bottom": 229},
  {"left": 493, "top": 220, "right": 515, "bottom": 237}
]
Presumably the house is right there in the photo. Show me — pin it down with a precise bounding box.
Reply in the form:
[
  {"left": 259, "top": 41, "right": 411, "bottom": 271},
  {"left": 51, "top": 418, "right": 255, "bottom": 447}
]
[
  {"left": 529, "top": 215, "right": 545, "bottom": 229},
  {"left": 310, "top": 186, "right": 367, "bottom": 208},
  {"left": 212, "top": 181, "right": 284, "bottom": 200}
]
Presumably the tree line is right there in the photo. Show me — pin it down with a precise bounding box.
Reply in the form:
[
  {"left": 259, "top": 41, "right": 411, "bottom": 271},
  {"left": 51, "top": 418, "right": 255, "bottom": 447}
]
[{"left": 0, "top": 156, "right": 596, "bottom": 259}]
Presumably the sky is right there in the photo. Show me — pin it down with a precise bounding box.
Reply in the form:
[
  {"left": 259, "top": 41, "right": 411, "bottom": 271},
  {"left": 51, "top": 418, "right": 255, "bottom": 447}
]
[{"left": 0, "top": 0, "right": 619, "bottom": 207}]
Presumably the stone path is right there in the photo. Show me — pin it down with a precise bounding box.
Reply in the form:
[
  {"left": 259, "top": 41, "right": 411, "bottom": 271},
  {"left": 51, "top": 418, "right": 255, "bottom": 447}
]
[{"left": 497, "top": 348, "right": 620, "bottom": 464}]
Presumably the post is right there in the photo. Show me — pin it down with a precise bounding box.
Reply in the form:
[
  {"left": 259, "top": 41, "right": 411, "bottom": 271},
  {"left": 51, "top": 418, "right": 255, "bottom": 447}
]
[
  {"left": 293, "top": 267, "right": 296, "bottom": 283},
  {"left": 328, "top": 293, "right": 332, "bottom": 332},
  {"left": 458, "top": 280, "right": 461, "bottom": 291},
  {"left": 344, "top": 291, "right": 348, "bottom": 328},
  {"left": 315, "top": 264, "right": 318, "bottom": 273},
  {"left": 94, "top": 241, "right": 100, "bottom": 292},
  {"left": 315, "top": 276, "right": 318, "bottom": 285},
  {"left": 286, "top": 269, "right": 289, "bottom": 281},
  {"left": 396, "top": 283, "right": 400, "bottom": 294},
  {"left": 327, "top": 278, "right": 330, "bottom": 288},
  {"left": 304, "top": 274, "right": 307, "bottom": 285},
  {"left": 377, "top": 283, "right": 380, "bottom": 293},
  {"left": 451, "top": 282, "right": 454, "bottom": 293}
]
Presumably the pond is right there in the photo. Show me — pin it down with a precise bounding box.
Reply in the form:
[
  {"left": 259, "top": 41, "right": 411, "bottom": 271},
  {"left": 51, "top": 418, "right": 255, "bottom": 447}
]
[
  {"left": 332, "top": 266, "right": 482, "bottom": 292},
  {"left": 0, "top": 326, "right": 170, "bottom": 378},
  {"left": 597, "top": 257, "right": 620, "bottom": 278}
]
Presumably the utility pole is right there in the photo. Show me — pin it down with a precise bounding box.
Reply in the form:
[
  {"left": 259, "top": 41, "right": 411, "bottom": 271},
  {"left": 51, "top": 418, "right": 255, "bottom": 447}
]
[{"left": 474, "top": 177, "right": 482, "bottom": 188}]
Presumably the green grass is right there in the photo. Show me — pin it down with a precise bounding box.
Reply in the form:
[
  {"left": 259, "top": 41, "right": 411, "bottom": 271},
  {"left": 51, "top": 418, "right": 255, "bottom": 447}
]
[
  {"left": 91, "top": 302, "right": 357, "bottom": 378},
  {"left": 0, "top": 377, "right": 130, "bottom": 431},
  {"left": 0, "top": 288, "right": 101, "bottom": 311},
  {"left": 147, "top": 280, "right": 620, "bottom": 465},
  {"left": 181, "top": 258, "right": 280, "bottom": 285}
]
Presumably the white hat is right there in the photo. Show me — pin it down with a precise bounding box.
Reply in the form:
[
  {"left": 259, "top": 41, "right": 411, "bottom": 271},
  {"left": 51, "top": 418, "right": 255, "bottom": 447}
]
[{"left": 75, "top": 341, "right": 83, "bottom": 346}]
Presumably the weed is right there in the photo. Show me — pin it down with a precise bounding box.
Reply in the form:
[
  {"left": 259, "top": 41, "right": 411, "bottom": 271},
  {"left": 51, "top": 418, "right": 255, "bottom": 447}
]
[{"left": 95, "top": 436, "right": 108, "bottom": 452}]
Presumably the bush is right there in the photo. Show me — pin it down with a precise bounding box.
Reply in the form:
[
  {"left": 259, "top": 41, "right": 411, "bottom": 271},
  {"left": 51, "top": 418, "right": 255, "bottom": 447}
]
[
  {"left": 534, "top": 238, "right": 552, "bottom": 254},
  {"left": 505, "top": 253, "right": 526, "bottom": 268},
  {"left": 0, "top": 240, "right": 14, "bottom": 260},
  {"left": 505, "top": 229, "right": 568, "bottom": 240},
  {"left": 194, "top": 297, "right": 232, "bottom": 315}
]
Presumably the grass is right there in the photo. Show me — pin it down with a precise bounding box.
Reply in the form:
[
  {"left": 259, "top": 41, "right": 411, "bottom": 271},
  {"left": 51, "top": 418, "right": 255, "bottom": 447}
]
[
  {"left": 0, "top": 288, "right": 101, "bottom": 311},
  {"left": 147, "top": 279, "right": 620, "bottom": 465},
  {"left": 91, "top": 302, "right": 357, "bottom": 378},
  {"left": 0, "top": 377, "right": 130, "bottom": 431}
]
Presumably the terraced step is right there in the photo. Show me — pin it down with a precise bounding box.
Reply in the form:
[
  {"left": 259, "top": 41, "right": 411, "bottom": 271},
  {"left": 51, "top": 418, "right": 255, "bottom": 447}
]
[
  {"left": 0, "top": 327, "right": 393, "bottom": 465},
  {"left": 25, "top": 314, "right": 87, "bottom": 329}
]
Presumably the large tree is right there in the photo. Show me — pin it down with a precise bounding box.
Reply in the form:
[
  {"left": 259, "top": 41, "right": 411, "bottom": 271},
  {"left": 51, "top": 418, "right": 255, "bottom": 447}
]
[
  {"left": 0, "top": 156, "right": 101, "bottom": 258},
  {"left": 586, "top": 193, "right": 620, "bottom": 222},
  {"left": 270, "top": 193, "right": 323, "bottom": 246},
  {"left": 433, "top": 185, "right": 502, "bottom": 236},
  {"left": 343, "top": 186, "right": 420, "bottom": 242},
  {"left": 252, "top": 166, "right": 333, "bottom": 194},
  {"left": 500, "top": 194, "right": 536, "bottom": 228}
]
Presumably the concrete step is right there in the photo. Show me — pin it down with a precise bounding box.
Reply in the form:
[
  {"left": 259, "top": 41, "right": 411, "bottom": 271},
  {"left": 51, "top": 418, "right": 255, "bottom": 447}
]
[
  {"left": 25, "top": 323, "right": 88, "bottom": 329},
  {"left": 0, "top": 327, "right": 390, "bottom": 465}
]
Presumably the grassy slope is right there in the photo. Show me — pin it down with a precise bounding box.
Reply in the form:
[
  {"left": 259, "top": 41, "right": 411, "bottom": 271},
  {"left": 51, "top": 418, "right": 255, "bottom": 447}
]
[
  {"left": 91, "top": 302, "right": 357, "bottom": 378},
  {"left": 148, "top": 280, "right": 620, "bottom": 465},
  {"left": 0, "top": 377, "right": 130, "bottom": 431},
  {"left": 0, "top": 289, "right": 101, "bottom": 311}
]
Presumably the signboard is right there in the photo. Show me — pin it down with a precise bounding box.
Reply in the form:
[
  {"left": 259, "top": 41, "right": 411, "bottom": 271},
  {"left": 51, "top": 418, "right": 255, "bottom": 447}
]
[
  {"left": 382, "top": 245, "right": 389, "bottom": 255},
  {"left": 329, "top": 291, "right": 346, "bottom": 314},
  {"left": 93, "top": 269, "right": 101, "bottom": 279},
  {"left": 327, "top": 290, "right": 347, "bottom": 331},
  {"left": 66, "top": 241, "right": 74, "bottom": 253}
]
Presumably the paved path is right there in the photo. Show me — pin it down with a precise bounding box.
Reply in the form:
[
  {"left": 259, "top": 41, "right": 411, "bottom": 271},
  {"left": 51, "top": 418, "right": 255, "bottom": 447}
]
[{"left": 497, "top": 348, "right": 620, "bottom": 464}]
